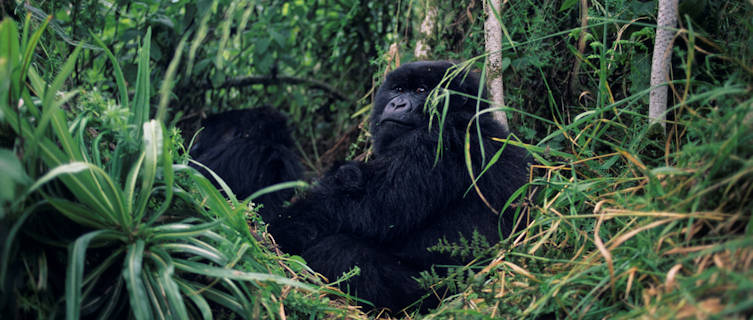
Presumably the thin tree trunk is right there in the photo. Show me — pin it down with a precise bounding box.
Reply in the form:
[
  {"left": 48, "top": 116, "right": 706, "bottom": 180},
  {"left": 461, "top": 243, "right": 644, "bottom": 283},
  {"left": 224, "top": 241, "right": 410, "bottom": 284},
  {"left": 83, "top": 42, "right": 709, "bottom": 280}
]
[
  {"left": 649, "top": 0, "right": 678, "bottom": 131},
  {"left": 414, "top": 0, "right": 437, "bottom": 60},
  {"left": 484, "top": 0, "right": 509, "bottom": 130},
  {"left": 569, "top": 0, "right": 589, "bottom": 95}
]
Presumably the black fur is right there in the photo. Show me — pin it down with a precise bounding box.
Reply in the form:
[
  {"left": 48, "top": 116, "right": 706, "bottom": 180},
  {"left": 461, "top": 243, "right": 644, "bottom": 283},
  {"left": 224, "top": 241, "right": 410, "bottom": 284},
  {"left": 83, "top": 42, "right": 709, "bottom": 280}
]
[
  {"left": 190, "top": 107, "right": 303, "bottom": 219},
  {"left": 269, "top": 61, "right": 529, "bottom": 311}
]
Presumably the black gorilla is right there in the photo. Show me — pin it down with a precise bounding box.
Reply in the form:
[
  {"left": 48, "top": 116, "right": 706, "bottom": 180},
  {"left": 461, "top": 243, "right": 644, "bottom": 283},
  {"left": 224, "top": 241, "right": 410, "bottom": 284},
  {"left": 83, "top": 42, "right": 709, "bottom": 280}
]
[
  {"left": 189, "top": 107, "right": 303, "bottom": 219},
  {"left": 269, "top": 61, "right": 529, "bottom": 310}
]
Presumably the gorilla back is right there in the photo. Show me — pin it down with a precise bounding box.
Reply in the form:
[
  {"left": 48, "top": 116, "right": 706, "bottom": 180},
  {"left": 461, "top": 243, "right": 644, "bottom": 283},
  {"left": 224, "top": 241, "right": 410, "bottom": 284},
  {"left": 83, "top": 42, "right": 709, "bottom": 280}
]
[
  {"left": 190, "top": 107, "right": 303, "bottom": 220},
  {"left": 269, "top": 61, "right": 529, "bottom": 311}
]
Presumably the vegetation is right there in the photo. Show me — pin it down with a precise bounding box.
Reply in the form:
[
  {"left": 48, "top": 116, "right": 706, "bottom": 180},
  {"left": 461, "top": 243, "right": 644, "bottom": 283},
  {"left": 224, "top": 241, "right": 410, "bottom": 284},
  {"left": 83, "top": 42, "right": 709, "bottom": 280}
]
[{"left": 1, "top": 0, "right": 751, "bottom": 319}]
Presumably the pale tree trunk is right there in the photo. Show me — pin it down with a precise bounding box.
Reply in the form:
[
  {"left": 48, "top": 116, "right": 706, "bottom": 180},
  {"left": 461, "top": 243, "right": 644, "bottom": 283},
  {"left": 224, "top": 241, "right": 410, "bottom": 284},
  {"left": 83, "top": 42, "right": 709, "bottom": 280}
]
[
  {"left": 484, "top": 0, "right": 510, "bottom": 131},
  {"left": 569, "top": 0, "right": 589, "bottom": 95},
  {"left": 649, "top": 0, "right": 678, "bottom": 131},
  {"left": 414, "top": 0, "right": 437, "bottom": 60}
]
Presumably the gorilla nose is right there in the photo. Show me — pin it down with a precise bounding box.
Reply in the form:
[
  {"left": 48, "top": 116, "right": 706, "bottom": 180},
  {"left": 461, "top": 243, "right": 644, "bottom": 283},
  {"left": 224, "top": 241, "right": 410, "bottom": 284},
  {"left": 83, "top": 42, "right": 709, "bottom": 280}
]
[{"left": 385, "top": 96, "right": 411, "bottom": 113}]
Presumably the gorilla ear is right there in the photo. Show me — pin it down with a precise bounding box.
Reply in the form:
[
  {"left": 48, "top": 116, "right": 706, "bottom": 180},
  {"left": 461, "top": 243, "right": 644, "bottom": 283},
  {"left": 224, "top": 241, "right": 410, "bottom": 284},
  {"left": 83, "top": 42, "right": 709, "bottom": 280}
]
[
  {"left": 460, "top": 71, "right": 489, "bottom": 109},
  {"left": 462, "top": 70, "right": 485, "bottom": 97}
]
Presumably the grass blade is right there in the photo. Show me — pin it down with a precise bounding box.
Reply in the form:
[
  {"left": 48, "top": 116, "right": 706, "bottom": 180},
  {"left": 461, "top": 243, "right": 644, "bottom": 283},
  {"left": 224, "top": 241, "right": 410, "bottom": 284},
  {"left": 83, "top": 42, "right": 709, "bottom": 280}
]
[
  {"left": 66, "top": 230, "right": 116, "bottom": 320},
  {"left": 150, "top": 248, "right": 189, "bottom": 319},
  {"left": 146, "top": 121, "right": 174, "bottom": 225},
  {"left": 134, "top": 120, "right": 162, "bottom": 222},
  {"left": 150, "top": 221, "right": 220, "bottom": 241},
  {"left": 20, "top": 15, "right": 51, "bottom": 85},
  {"left": 174, "top": 259, "right": 313, "bottom": 290},
  {"left": 177, "top": 280, "right": 213, "bottom": 320},
  {"left": 34, "top": 45, "right": 82, "bottom": 159},
  {"left": 131, "top": 28, "right": 151, "bottom": 135},
  {"left": 89, "top": 31, "right": 129, "bottom": 110},
  {"left": 124, "top": 239, "right": 151, "bottom": 320}
]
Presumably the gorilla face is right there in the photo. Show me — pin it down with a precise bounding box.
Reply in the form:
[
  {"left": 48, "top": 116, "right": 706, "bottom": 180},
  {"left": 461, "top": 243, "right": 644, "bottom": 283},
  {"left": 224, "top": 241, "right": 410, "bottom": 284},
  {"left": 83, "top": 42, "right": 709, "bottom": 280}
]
[{"left": 371, "top": 61, "right": 487, "bottom": 155}]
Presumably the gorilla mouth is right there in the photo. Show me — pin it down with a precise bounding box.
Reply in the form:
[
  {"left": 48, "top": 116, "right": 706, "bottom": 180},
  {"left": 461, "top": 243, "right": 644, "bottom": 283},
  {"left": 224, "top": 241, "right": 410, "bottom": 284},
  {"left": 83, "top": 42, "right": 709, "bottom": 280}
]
[
  {"left": 379, "top": 114, "right": 424, "bottom": 129},
  {"left": 380, "top": 119, "right": 414, "bottom": 128}
]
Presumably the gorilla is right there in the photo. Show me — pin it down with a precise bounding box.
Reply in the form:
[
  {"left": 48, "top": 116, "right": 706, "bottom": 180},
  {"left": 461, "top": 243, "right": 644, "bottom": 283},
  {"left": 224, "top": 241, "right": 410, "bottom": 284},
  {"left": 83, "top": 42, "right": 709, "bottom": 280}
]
[
  {"left": 269, "top": 61, "right": 529, "bottom": 311},
  {"left": 189, "top": 107, "right": 303, "bottom": 219}
]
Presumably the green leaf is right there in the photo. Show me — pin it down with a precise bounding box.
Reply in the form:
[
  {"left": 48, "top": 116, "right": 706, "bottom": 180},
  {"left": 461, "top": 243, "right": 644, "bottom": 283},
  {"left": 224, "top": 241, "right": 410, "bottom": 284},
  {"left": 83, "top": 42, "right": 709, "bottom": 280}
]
[
  {"left": 246, "top": 180, "right": 308, "bottom": 202},
  {"left": 0, "top": 18, "right": 21, "bottom": 101},
  {"left": 190, "top": 284, "right": 244, "bottom": 315},
  {"left": 150, "top": 221, "right": 220, "bottom": 241},
  {"left": 26, "top": 162, "right": 125, "bottom": 225},
  {"left": 150, "top": 249, "right": 189, "bottom": 319},
  {"left": 283, "top": 255, "right": 309, "bottom": 273},
  {"left": 214, "top": 1, "right": 238, "bottom": 70},
  {"left": 20, "top": 15, "right": 50, "bottom": 87},
  {"left": 25, "top": 67, "right": 46, "bottom": 99},
  {"left": 0, "top": 149, "right": 31, "bottom": 205},
  {"left": 134, "top": 120, "right": 162, "bottom": 222},
  {"left": 131, "top": 28, "right": 151, "bottom": 135},
  {"left": 187, "top": 161, "right": 238, "bottom": 207},
  {"left": 66, "top": 230, "right": 118, "bottom": 320},
  {"left": 559, "top": 0, "right": 578, "bottom": 11},
  {"left": 177, "top": 280, "right": 213, "bottom": 320},
  {"left": 141, "top": 266, "right": 167, "bottom": 319},
  {"left": 210, "top": 68, "right": 225, "bottom": 88},
  {"left": 94, "top": 277, "right": 125, "bottom": 319},
  {"left": 0, "top": 205, "right": 37, "bottom": 289},
  {"left": 124, "top": 152, "right": 146, "bottom": 217},
  {"left": 158, "top": 243, "right": 227, "bottom": 265},
  {"left": 501, "top": 57, "right": 511, "bottom": 72},
  {"left": 34, "top": 46, "right": 82, "bottom": 160},
  {"left": 148, "top": 121, "right": 174, "bottom": 223},
  {"left": 157, "top": 34, "right": 187, "bottom": 122},
  {"left": 30, "top": 162, "right": 126, "bottom": 227},
  {"left": 124, "top": 240, "right": 152, "bottom": 320},
  {"left": 174, "top": 259, "right": 313, "bottom": 290},
  {"left": 48, "top": 198, "right": 108, "bottom": 228},
  {"left": 90, "top": 31, "right": 129, "bottom": 110},
  {"left": 255, "top": 38, "right": 271, "bottom": 55},
  {"left": 185, "top": 0, "right": 217, "bottom": 77},
  {"left": 270, "top": 29, "right": 287, "bottom": 47}
]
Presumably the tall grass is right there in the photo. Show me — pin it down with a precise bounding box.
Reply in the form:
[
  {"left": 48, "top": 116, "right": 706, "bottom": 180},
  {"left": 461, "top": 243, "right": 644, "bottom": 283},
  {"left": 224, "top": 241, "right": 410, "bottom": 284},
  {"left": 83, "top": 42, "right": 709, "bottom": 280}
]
[{"left": 419, "top": 23, "right": 753, "bottom": 320}]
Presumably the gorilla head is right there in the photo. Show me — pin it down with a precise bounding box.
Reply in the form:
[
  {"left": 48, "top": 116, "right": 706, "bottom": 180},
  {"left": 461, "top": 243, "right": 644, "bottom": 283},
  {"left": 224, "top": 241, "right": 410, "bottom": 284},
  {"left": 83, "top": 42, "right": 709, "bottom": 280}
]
[
  {"left": 191, "top": 107, "right": 293, "bottom": 157},
  {"left": 371, "top": 61, "right": 490, "bottom": 155},
  {"left": 190, "top": 107, "right": 303, "bottom": 219}
]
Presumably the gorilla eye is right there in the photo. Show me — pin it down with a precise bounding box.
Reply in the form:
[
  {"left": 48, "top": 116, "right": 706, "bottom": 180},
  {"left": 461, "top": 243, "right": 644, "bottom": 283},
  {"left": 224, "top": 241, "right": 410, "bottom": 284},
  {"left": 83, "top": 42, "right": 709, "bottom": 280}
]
[
  {"left": 416, "top": 87, "right": 426, "bottom": 94},
  {"left": 395, "top": 87, "right": 404, "bottom": 92}
]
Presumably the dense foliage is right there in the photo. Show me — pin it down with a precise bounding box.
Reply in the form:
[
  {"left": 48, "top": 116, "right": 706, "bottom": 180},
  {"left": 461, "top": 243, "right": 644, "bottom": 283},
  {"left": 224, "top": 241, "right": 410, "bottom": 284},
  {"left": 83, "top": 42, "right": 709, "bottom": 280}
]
[{"left": 1, "top": 0, "right": 752, "bottom": 319}]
